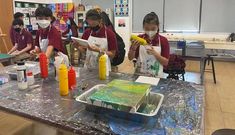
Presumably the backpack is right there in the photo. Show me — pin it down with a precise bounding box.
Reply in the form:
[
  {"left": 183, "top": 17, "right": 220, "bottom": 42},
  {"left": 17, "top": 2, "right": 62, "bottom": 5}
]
[
  {"left": 166, "top": 54, "right": 186, "bottom": 71},
  {"left": 111, "top": 32, "right": 126, "bottom": 66}
]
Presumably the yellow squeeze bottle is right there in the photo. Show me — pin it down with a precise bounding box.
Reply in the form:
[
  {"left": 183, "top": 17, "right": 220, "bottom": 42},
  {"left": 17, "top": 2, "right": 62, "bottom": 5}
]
[
  {"left": 130, "top": 35, "right": 148, "bottom": 45},
  {"left": 59, "top": 64, "right": 69, "bottom": 96},
  {"left": 99, "top": 54, "right": 106, "bottom": 80}
]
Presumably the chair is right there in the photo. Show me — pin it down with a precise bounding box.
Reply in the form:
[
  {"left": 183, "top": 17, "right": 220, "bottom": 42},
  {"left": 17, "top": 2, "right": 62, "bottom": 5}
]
[
  {"left": 212, "top": 129, "right": 235, "bottom": 135},
  {"left": 164, "top": 54, "right": 186, "bottom": 81},
  {"left": 204, "top": 54, "right": 217, "bottom": 84}
]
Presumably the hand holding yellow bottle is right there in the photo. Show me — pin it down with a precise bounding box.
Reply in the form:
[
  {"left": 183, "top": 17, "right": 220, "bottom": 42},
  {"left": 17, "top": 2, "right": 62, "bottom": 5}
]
[{"left": 130, "top": 35, "right": 147, "bottom": 45}]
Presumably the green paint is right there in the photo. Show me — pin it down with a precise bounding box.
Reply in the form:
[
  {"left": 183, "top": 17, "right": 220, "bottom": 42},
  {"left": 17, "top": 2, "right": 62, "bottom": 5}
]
[
  {"left": 90, "top": 99, "right": 95, "bottom": 105},
  {"left": 88, "top": 80, "right": 151, "bottom": 111},
  {"left": 138, "top": 104, "right": 157, "bottom": 114},
  {"left": 150, "top": 61, "right": 160, "bottom": 75}
]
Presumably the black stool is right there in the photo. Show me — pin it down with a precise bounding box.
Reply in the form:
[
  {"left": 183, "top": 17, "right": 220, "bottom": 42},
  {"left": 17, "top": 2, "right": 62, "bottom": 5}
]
[
  {"left": 212, "top": 129, "right": 235, "bottom": 135},
  {"left": 204, "top": 54, "right": 217, "bottom": 84}
]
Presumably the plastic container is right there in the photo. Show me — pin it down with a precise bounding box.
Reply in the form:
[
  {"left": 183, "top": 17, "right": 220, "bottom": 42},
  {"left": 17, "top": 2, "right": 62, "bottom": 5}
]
[
  {"left": 39, "top": 53, "right": 48, "bottom": 79},
  {"left": 27, "top": 72, "right": 34, "bottom": 86},
  {"left": 99, "top": 54, "right": 107, "bottom": 80},
  {"left": 76, "top": 84, "right": 164, "bottom": 123},
  {"left": 68, "top": 67, "right": 76, "bottom": 90},
  {"left": 59, "top": 64, "right": 69, "bottom": 96},
  {"left": 16, "top": 62, "right": 28, "bottom": 90}
]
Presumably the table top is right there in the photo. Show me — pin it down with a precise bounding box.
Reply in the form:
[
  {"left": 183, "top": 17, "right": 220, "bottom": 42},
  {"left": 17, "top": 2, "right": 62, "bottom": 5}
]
[
  {"left": 0, "top": 64, "right": 205, "bottom": 135},
  {"left": 168, "top": 39, "right": 235, "bottom": 50}
]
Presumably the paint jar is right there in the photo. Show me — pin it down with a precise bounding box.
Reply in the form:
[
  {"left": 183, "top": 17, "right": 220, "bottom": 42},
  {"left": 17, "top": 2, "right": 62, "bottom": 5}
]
[
  {"left": 17, "top": 62, "right": 28, "bottom": 90},
  {"left": 27, "top": 72, "right": 34, "bottom": 86}
]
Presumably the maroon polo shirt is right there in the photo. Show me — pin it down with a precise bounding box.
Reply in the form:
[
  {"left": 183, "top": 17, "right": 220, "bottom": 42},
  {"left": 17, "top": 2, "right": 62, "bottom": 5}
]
[
  {"left": 81, "top": 26, "right": 118, "bottom": 53},
  {"left": 132, "top": 33, "right": 170, "bottom": 60},
  {"left": 35, "top": 25, "right": 65, "bottom": 53},
  {"left": 15, "top": 29, "right": 33, "bottom": 53},
  {"left": 10, "top": 26, "right": 20, "bottom": 45}
]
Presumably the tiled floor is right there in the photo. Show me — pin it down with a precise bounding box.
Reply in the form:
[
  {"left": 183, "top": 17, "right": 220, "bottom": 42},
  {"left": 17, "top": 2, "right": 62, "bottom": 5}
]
[{"left": 1, "top": 60, "right": 235, "bottom": 135}]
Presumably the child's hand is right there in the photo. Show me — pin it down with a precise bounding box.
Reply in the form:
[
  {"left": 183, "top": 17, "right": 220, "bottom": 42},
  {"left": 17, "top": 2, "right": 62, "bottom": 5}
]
[
  {"left": 88, "top": 44, "right": 100, "bottom": 52},
  {"left": 146, "top": 46, "right": 159, "bottom": 56},
  {"left": 131, "top": 40, "right": 141, "bottom": 51}
]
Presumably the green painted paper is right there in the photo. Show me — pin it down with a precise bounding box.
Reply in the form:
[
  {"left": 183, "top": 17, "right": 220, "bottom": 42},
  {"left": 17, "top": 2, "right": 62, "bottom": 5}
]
[{"left": 89, "top": 80, "right": 151, "bottom": 111}]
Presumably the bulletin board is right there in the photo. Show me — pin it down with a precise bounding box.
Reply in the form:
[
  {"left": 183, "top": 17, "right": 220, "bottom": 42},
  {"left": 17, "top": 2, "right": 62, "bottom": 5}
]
[
  {"left": 48, "top": 3, "right": 74, "bottom": 32},
  {"left": 114, "top": 0, "right": 129, "bottom": 17},
  {"left": 14, "top": 1, "right": 74, "bottom": 34},
  {"left": 14, "top": 1, "right": 48, "bottom": 34}
]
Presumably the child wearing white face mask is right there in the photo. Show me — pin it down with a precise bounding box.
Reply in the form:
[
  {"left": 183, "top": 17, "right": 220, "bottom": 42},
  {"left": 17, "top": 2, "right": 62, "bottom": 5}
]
[
  {"left": 128, "top": 12, "right": 170, "bottom": 77},
  {"left": 30, "top": 7, "right": 65, "bottom": 60}
]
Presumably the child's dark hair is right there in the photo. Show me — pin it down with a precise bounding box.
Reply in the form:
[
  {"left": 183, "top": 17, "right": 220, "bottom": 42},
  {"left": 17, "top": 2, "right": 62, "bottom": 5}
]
[
  {"left": 14, "top": 12, "right": 24, "bottom": 19},
  {"left": 35, "top": 7, "right": 53, "bottom": 18},
  {"left": 86, "top": 9, "right": 102, "bottom": 21},
  {"left": 12, "top": 18, "right": 24, "bottom": 26},
  {"left": 68, "top": 17, "right": 78, "bottom": 29},
  {"left": 143, "top": 12, "right": 160, "bottom": 31}
]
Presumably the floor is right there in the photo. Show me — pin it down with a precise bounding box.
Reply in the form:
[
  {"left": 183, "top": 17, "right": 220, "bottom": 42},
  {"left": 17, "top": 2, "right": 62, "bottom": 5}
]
[{"left": 0, "top": 59, "right": 235, "bottom": 135}]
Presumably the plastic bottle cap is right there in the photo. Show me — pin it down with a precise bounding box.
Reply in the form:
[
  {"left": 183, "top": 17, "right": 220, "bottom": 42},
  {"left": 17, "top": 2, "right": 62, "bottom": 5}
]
[
  {"left": 69, "top": 67, "right": 75, "bottom": 72},
  {"left": 39, "top": 53, "right": 47, "bottom": 58},
  {"left": 27, "top": 72, "right": 33, "bottom": 76}
]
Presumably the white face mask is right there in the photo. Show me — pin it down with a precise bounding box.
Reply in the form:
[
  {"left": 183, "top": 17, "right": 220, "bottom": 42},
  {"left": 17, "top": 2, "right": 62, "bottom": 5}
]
[
  {"left": 37, "top": 20, "right": 51, "bottom": 29},
  {"left": 145, "top": 31, "right": 157, "bottom": 38}
]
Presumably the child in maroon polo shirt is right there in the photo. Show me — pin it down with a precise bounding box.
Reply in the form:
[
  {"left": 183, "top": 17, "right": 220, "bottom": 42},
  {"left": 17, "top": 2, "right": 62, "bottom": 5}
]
[
  {"left": 30, "top": 7, "right": 65, "bottom": 60},
  {"left": 8, "top": 19, "right": 33, "bottom": 56},
  {"left": 128, "top": 12, "right": 170, "bottom": 77},
  {"left": 9, "top": 12, "right": 24, "bottom": 46}
]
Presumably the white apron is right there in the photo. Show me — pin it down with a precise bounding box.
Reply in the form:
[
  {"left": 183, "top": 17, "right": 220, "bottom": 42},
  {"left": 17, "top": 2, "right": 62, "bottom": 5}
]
[
  {"left": 39, "top": 26, "right": 51, "bottom": 53},
  {"left": 136, "top": 36, "right": 163, "bottom": 77},
  {"left": 84, "top": 28, "right": 111, "bottom": 74}
]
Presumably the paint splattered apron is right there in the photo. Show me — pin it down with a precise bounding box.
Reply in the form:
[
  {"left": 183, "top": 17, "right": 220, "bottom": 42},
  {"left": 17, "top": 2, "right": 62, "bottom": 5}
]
[
  {"left": 135, "top": 36, "right": 163, "bottom": 77},
  {"left": 84, "top": 28, "right": 111, "bottom": 72}
]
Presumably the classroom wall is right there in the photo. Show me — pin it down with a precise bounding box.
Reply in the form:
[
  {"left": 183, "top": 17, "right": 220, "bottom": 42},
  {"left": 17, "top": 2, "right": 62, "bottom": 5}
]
[
  {"left": 0, "top": 0, "right": 14, "bottom": 53},
  {"left": 14, "top": 0, "right": 73, "bottom": 4},
  {"left": 75, "top": 0, "right": 235, "bottom": 33},
  {"left": 201, "top": 0, "right": 235, "bottom": 33},
  {"left": 80, "top": 0, "right": 113, "bottom": 10}
]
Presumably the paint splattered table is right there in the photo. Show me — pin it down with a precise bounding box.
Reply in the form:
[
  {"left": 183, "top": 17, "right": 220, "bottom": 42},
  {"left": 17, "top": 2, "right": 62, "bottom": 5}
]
[{"left": 0, "top": 64, "right": 204, "bottom": 135}]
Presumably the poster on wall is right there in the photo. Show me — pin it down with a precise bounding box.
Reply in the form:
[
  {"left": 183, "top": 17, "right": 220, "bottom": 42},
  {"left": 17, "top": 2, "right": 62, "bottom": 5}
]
[
  {"left": 14, "top": 1, "right": 48, "bottom": 34},
  {"left": 14, "top": 1, "right": 74, "bottom": 34},
  {"left": 48, "top": 3, "right": 74, "bottom": 32},
  {"left": 114, "top": 0, "right": 129, "bottom": 17}
]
